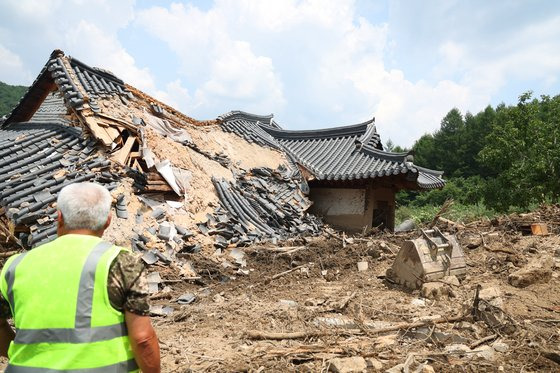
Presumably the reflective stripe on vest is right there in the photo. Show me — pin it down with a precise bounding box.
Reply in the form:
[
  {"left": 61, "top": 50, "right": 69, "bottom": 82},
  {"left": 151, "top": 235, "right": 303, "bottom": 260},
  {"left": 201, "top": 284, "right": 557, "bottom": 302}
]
[
  {"left": 5, "top": 358, "right": 138, "bottom": 373},
  {"left": 4, "top": 252, "right": 29, "bottom": 316}
]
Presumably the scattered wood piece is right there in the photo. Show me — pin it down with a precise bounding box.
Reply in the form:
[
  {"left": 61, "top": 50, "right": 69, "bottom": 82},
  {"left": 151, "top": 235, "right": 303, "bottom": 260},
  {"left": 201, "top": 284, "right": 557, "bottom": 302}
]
[
  {"left": 360, "top": 313, "right": 467, "bottom": 337},
  {"left": 469, "top": 333, "right": 498, "bottom": 349},
  {"left": 428, "top": 199, "right": 454, "bottom": 228},
  {"left": 269, "top": 263, "right": 309, "bottom": 281},
  {"left": 245, "top": 313, "right": 467, "bottom": 340},
  {"left": 484, "top": 246, "right": 515, "bottom": 255},
  {"left": 245, "top": 330, "right": 339, "bottom": 340},
  {"left": 531, "top": 319, "right": 560, "bottom": 323},
  {"left": 438, "top": 216, "right": 465, "bottom": 229},
  {"left": 541, "top": 350, "right": 560, "bottom": 365},
  {"left": 402, "top": 353, "right": 415, "bottom": 373},
  {"left": 330, "top": 291, "right": 357, "bottom": 311},
  {"left": 112, "top": 136, "right": 136, "bottom": 165},
  {"left": 325, "top": 229, "right": 342, "bottom": 241},
  {"left": 0, "top": 250, "right": 19, "bottom": 258}
]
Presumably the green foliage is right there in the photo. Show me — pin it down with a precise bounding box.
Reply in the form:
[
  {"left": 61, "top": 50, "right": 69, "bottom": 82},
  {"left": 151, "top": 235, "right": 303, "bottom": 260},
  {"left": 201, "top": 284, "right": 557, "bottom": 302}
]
[
  {"left": 0, "top": 81, "right": 27, "bottom": 117},
  {"left": 395, "top": 202, "right": 497, "bottom": 226},
  {"left": 405, "top": 91, "right": 560, "bottom": 213}
]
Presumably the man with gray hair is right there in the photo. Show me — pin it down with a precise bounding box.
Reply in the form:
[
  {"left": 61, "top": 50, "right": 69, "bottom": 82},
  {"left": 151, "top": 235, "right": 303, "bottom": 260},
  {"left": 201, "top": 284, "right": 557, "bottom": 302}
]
[{"left": 0, "top": 182, "right": 160, "bottom": 372}]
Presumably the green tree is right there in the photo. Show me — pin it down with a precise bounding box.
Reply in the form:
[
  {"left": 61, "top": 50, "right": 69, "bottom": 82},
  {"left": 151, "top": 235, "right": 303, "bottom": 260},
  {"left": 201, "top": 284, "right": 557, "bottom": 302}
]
[{"left": 0, "top": 81, "right": 27, "bottom": 117}]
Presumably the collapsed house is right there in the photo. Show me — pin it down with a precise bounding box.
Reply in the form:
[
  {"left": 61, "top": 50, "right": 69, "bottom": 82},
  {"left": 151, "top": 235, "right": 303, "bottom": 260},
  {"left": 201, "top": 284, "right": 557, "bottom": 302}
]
[
  {"left": 220, "top": 112, "right": 444, "bottom": 232},
  {"left": 0, "top": 49, "right": 443, "bottom": 255}
]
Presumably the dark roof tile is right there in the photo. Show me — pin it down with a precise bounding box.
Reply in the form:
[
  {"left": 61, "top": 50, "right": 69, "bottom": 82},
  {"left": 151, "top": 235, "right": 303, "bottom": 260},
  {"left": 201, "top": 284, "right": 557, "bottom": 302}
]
[{"left": 219, "top": 111, "right": 445, "bottom": 189}]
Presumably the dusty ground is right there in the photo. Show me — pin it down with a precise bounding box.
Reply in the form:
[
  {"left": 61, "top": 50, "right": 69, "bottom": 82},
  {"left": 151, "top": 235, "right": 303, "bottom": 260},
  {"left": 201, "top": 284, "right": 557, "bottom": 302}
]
[
  {"left": 145, "top": 219, "right": 560, "bottom": 372},
  {"left": 1, "top": 213, "right": 559, "bottom": 372}
]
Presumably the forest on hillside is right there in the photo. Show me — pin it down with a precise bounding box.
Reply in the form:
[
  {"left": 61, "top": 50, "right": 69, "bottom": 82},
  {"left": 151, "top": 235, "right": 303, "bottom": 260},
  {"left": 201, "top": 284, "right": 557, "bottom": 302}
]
[
  {"left": 0, "top": 81, "right": 27, "bottom": 117},
  {"left": 395, "top": 92, "right": 560, "bottom": 220}
]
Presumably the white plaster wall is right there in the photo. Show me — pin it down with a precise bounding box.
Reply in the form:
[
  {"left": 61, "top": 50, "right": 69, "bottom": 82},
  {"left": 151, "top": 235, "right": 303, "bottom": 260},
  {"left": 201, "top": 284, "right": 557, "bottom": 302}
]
[{"left": 310, "top": 188, "right": 366, "bottom": 215}]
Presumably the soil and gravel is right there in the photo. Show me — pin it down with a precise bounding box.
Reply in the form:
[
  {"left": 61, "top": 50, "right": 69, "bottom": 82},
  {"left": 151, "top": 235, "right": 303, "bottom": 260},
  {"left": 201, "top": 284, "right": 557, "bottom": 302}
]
[
  {"left": 140, "top": 210, "right": 560, "bottom": 372},
  {"left": 1, "top": 209, "right": 560, "bottom": 372}
]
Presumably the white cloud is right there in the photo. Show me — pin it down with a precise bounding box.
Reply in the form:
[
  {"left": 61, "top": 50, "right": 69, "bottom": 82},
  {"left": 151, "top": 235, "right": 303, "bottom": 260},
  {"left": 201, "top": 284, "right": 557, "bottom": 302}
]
[
  {"left": 0, "top": 0, "right": 155, "bottom": 91},
  {"left": 0, "top": 44, "right": 33, "bottom": 84},
  {"left": 135, "top": 0, "right": 491, "bottom": 146},
  {"left": 2, "top": 0, "right": 560, "bottom": 148}
]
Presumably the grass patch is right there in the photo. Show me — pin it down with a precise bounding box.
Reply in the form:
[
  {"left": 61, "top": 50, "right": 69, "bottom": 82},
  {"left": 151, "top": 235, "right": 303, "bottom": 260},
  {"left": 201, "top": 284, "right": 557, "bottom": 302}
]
[{"left": 395, "top": 202, "right": 499, "bottom": 226}]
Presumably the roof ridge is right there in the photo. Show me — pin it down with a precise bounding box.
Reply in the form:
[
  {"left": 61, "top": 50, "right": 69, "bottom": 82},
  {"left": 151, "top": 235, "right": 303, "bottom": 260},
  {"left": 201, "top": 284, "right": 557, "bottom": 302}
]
[
  {"left": 262, "top": 118, "right": 373, "bottom": 140},
  {"left": 218, "top": 110, "right": 275, "bottom": 123}
]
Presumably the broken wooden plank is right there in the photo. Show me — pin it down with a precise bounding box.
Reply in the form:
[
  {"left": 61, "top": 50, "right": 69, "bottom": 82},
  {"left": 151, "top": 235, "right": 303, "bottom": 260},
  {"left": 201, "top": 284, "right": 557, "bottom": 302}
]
[
  {"left": 83, "top": 116, "right": 114, "bottom": 146},
  {"left": 95, "top": 112, "right": 138, "bottom": 133},
  {"left": 111, "top": 136, "right": 136, "bottom": 165},
  {"left": 245, "top": 313, "right": 468, "bottom": 340}
]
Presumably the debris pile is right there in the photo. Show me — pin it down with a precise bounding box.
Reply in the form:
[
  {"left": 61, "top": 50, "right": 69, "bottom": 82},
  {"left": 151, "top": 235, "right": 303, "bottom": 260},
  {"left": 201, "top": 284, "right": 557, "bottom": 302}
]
[{"left": 202, "top": 166, "right": 321, "bottom": 249}]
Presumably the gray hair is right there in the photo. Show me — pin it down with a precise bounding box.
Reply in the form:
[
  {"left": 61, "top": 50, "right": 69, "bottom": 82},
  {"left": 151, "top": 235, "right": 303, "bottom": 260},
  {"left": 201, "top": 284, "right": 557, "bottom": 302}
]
[{"left": 57, "top": 182, "right": 112, "bottom": 231}]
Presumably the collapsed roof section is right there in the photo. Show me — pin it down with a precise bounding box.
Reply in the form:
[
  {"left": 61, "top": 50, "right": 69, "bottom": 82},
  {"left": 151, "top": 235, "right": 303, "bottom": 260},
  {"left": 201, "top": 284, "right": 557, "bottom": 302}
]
[
  {"left": 0, "top": 50, "right": 317, "bottom": 250},
  {"left": 3, "top": 49, "right": 214, "bottom": 196},
  {"left": 219, "top": 111, "right": 445, "bottom": 189},
  {"left": 0, "top": 122, "right": 116, "bottom": 248}
]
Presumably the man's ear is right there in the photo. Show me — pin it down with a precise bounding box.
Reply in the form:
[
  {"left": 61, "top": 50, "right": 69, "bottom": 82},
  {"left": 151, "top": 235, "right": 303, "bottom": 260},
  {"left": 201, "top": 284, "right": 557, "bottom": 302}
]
[
  {"left": 103, "top": 213, "right": 112, "bottom": 230},
  {"left": 57, "top": 211, "right": 65, "bottom": 236}
]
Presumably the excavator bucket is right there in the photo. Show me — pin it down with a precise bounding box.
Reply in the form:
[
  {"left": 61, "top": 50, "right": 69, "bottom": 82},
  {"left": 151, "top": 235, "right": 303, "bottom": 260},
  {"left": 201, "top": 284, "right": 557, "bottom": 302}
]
[{"left": 387, "top": 227, "right": 466, "bottom": 289}]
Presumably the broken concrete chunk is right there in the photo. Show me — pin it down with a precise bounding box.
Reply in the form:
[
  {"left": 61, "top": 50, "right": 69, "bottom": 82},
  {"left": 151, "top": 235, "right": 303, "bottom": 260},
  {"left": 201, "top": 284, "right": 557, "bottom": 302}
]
[
  {"left": 395, "top": 219, "right": 415, "bottom": 232},
  {"left": 420, "top": 365, "right": 436, "bottom": 373},
  {"left": 357, "top": 261, "right": 368, "bottom": 271},
  {"left": 479, "top": 286, "right": 503, "bottom": 308},
  {"left": 326, "top": 357, "right": 367, "bottom": 373},
  {"left": 278, "top": 299, "right": 298, "bottom": 308},
  {"left": 444, "top": 344, "right": 471, "bottom": 355},
  {"left": 508, "top": 255, "right": 553, "bottom": 287}
]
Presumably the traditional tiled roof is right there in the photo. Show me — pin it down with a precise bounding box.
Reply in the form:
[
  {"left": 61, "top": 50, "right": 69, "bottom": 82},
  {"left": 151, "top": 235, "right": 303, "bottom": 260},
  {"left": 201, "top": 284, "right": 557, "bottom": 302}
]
[
  {"left": 29, "top": 92, "right": 70, "bottom": 124},
  {"left": 218, "top": 110, "right": 281, "bottom": 149},
  {"left": 219, "top": 112, "right": 445, "bottom": 189},
  {"left": 0, "top": 122, "right": 116, "bottom": 248}
]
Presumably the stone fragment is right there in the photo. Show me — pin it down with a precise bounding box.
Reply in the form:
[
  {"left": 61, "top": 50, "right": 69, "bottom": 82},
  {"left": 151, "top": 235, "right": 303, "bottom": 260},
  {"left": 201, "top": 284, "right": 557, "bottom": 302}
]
[
  {"left": 479, "top": 286, "right": 504, "bottom": 308},
  {"left": 421, "top": 282, "right": 454, "bottom": 300},
  {"left": 365, "top": 358, "right": 383, "bottom": 370},
  {"left": 441, "top": 275, "right": 460, "bottom": 286},
  {"left": 395, "top": 219, "right": 415, "bottom": 232},
  {"left": 444, "top": 344, "right": 471, "bottom": 355},
  {"left": 465, "top": 234, "right": 482, "bottom": 249},
  {"left": 374, "top": 334, "right": 398, "bottom": 348},
  {"left": 492, "top": 341, "right": 509, "bottom": 353},
  {"left": 508, "top": 255, "right": 553, "bottom": 288},
  {"left": 474, "top": 345, "right": 495, "bottom": 361},
  {"left": 421, "top": 365, "right": 435, "bottom": 373},
  {"left": 327, "top": 356, "right": 367, "bottom": 373}
]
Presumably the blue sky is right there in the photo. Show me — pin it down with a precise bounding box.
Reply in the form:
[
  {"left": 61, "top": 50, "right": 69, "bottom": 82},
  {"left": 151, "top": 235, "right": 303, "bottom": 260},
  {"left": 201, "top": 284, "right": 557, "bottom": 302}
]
[{"left": 1, "top": 0, "right": 559, "bottom": 147}]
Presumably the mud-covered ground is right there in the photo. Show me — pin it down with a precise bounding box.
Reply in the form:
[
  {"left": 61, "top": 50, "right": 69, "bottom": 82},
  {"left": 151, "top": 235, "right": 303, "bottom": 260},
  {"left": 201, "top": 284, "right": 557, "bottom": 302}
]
[
  {"left": 1, "top": 215, "right": 559, "bottom": 372},
  {"left": 150, "top": 221, "right": 560, "bottom": 372}
]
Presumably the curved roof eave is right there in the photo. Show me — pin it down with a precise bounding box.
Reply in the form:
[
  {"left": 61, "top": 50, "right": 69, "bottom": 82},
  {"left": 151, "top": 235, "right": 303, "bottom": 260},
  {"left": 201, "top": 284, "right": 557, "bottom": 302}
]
[{"left": 261, "top": 117, "right": 375, "bottom": 140}]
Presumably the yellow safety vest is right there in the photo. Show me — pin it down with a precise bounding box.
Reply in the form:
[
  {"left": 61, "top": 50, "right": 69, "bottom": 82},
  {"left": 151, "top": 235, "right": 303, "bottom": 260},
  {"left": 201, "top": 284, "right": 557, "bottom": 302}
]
[{"left": 0, "top": 234, "right": 138, "bottom": 372}]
